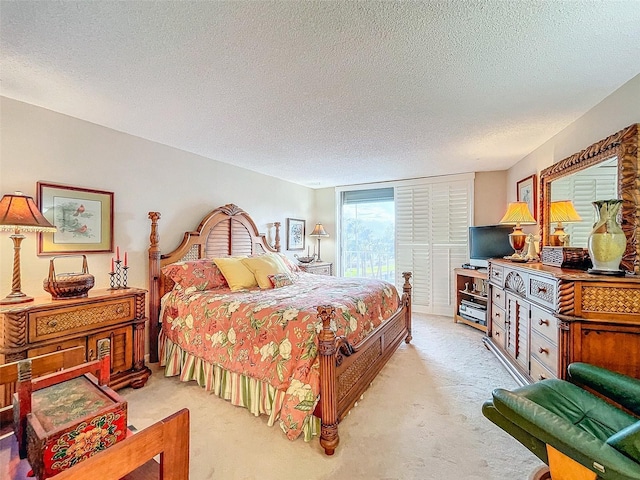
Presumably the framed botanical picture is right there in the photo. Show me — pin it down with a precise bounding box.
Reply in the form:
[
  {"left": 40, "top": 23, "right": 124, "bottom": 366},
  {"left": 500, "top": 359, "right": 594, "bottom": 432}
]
[
  {"left": 37, "top": 182, "right": 114, "bottom": 255},
  {"left": 286, "top": 218, "right": 305, "bottom": 251},
  {"left": 517, "top": 174, "right": 537, "bottom": 220}
]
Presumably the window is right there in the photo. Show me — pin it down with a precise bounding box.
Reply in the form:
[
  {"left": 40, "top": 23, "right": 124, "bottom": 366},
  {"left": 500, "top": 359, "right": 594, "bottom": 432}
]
[{"left": 340, "top": 188, "right": 395, "bottom": 281}]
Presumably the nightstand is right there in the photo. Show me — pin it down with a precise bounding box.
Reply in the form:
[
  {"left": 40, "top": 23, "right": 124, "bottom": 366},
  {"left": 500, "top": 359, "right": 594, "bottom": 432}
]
[{"left": 298, "top": 261, "right": 333, "bottom": 276}]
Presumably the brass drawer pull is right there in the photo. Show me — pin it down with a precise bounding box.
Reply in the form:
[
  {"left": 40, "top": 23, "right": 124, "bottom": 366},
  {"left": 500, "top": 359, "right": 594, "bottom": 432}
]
[
  {"left": 538, "top": 347, "right": 549, "bottom": 354},
  {"left": 537, "top": 286, "right": 548, "bottom": 294},
  {"left": 48, "top": 320, "right": 58, "bottom": 328},
  {"left": 116, "top": 305, "right": 125, "bottom": 315},
  {"left": 495, "top": 331, "right": 500, "bottom": 337},
  {"left": 495, "top": 293, "right": 501, "bottom": 298},
  {"left": 538, "top": 319, "right": 549, "bottom": 326}
]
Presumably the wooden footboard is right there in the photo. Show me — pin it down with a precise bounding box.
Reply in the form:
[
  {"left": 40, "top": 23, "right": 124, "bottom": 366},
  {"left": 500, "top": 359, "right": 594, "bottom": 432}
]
[{"left": 316, "top": 272, "right": 412, "bottom": 455}]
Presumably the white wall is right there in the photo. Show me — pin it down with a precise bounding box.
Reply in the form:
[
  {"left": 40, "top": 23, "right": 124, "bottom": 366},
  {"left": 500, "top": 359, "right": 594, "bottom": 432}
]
[
  {"left": 0, "top": 97, "right": 315, "bottom": 300},
  {"left": 474, "top": 171, "right": 507, "bottom": 225},
  {"left": 507, "top": 74, "right": 640, "bottom": 203}
]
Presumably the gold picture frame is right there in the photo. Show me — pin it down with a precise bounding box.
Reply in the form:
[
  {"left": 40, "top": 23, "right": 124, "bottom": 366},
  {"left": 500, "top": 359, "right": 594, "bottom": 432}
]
[{"left": 37, "top": 182, "right": 114, "bottom": 255}]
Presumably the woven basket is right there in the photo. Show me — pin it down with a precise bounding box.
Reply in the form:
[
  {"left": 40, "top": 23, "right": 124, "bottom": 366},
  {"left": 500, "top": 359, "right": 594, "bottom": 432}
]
[{"left": 43, "top": 255, "right": 95, "bottom": 299}]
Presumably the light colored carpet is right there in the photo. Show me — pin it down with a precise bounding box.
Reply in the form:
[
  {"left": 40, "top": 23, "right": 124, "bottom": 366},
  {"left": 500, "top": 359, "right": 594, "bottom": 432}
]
[{"left": 121, "top": 313, "right": 544, "bottom": 479}]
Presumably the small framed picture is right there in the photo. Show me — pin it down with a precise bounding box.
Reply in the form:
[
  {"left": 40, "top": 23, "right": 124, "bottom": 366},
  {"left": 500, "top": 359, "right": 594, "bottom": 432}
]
[
  {"left": 517, "top": 174, "right": 537, "bottom": 220},
  {"left": 286, "top": 218, "right": 305, "bottom": 251},
  {"left": 37, "top": 182, "right": 114, "bottom": 255}
]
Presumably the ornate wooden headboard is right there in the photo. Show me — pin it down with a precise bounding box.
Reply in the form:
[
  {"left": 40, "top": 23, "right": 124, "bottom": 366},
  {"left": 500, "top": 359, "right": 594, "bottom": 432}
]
[{"left": 147, "top": 204, "right": 280, "bottom": 362}]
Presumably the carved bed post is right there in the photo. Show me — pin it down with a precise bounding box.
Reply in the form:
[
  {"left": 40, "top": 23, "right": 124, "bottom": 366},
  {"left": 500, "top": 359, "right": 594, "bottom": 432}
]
[
  {"left": 402, "top": 272, "right": 413, "bottom": 343},
  {"left": 273, "top": 221, "right": 281, "bottom": 252},
  {"left": 148, "top": 212, "right": 161, "bottom": 363},
  {"left": 317, "top": 305, "right": 339, "bottom": 455}
]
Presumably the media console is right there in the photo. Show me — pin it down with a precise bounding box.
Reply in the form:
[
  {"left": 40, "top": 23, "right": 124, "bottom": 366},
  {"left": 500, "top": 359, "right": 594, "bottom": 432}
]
[{"left": 453, "top": 267, "right": 488, "bottom": 332}]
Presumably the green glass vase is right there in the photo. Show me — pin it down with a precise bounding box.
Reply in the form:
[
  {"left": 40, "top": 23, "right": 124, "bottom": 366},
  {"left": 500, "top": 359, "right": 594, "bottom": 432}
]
[{"left": 587, "top": 199, "right": 626, "bottom": 273}]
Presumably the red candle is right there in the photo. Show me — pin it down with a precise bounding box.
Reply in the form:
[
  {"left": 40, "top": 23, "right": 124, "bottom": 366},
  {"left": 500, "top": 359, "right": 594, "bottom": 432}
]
[
  {"left": 124, "top": 252, "right": 128, "bottom": 267},
  {"left": 116, "top": 246, "right": 120, "bottom": 261},
  {"left": 111, "top": 258, "right": 115, "bottom": 273}
]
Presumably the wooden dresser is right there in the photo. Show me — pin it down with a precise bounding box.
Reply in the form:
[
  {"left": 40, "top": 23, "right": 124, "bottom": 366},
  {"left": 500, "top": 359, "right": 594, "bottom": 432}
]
[
  {"left": 0, "top": 288, "right": 151, "bottom": 408},
  {"left": 485, "top": 259, "right": 640, "bottom": 385}
]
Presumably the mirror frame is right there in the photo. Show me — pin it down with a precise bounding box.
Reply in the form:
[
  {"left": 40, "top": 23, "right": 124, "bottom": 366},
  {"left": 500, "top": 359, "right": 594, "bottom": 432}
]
[{"left": 539, "top": 123, "right": 639, "bottom": 273}]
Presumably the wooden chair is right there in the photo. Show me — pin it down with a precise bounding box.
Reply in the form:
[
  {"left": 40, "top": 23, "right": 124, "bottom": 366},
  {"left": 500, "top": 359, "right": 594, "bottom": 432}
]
[{"left": 0, "top": 346, "right": 86, "bottom": 434}]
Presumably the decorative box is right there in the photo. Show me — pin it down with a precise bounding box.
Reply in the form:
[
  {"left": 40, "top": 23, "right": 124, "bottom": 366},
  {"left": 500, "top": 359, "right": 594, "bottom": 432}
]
[
  {"left": 541, "top": 246, "right": 591, "bottom": 269},
  {"left": 43, "top": 255, "right": 95, "bottom": 299},
  {"left": 23, "top": 375, "right": 127, "bottom": 479}
]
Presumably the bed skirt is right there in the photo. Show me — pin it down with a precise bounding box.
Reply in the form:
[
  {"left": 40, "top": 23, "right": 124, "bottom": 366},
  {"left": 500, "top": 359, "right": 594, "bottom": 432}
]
[{"left": 159, "top": 331, "right": 321, "bottom": 441}]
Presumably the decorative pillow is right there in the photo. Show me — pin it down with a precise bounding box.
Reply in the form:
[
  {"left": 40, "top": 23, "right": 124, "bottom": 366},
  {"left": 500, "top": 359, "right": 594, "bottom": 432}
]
[
  {"left": 606, "top": 421, "right": 640, "bottom": 462},
  {"left": 275, "top": 253, "right": 300, "bottom": 273},
  {"left": 161, "top": 259, "right": 228, "bottom": 290},
  {"left": 212, "top": 256, "right": 258, "bottom": 291},
  {"left": 268, "top": 273, "right": 295, "bottom": 288},
  {"left": 241, "top": 255, "right": 289, "bottom": 289}
]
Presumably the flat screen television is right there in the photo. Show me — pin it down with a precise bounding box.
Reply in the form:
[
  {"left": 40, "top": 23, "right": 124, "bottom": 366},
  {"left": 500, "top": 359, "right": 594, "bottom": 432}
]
[{"left": 469, "top": 225, "right": 514, "bottom": 268}]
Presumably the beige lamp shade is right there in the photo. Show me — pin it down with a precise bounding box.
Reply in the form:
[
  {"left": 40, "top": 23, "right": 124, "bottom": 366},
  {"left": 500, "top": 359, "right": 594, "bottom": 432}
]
[
  {"left": 310, "top": 223, "right": 329, "bottom": 237},
  {"left": 549, "top": 200, "right": 582, "bottom": 246},
  {"left": 0, "top": 192, "right": 56, "bottom": 232},
  {"left": 499, "top": 202, "right": 536, "bottom": 226}
]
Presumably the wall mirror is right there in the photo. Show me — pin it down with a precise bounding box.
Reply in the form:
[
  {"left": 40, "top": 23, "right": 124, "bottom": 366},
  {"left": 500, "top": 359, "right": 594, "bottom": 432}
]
[{"left": 539, "top": 124, "right": 639, "bottom": 273}]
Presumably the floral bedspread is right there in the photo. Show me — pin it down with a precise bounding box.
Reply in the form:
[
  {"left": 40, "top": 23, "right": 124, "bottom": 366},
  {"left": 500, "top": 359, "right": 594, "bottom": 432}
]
[{"left": 161, "top": 272, "right": 400, "bottom": 439}]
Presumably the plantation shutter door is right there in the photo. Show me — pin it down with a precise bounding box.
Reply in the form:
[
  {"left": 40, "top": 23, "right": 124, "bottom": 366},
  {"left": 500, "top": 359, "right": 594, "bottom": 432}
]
[
  {"left": 395, "top": 177, "right": 472, "bottom": 314},
  {"left": 430, "top": 181, "right": 471, "bottom": 316},
  {"left": 396, "top": 186, "right": 431, "bottom": 308}
]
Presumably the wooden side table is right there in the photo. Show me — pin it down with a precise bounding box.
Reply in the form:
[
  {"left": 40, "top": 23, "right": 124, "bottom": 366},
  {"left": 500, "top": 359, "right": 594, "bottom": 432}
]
[
  {"left": 0, "top": 288, "right": 151, "bottom": 412},
  {"left": 298, "top": 261, "right": 333, "bottom": 276}
]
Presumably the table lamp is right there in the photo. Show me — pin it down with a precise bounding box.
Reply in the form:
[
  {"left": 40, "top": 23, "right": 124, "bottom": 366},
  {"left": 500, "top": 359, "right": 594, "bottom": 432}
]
[
  {"left": 499, "top": 202, "right": 536, "bottom": 257},
  {"left": 0, "top": 192, "right": 57, "bottom": 304},
  {"left": 309, "top": 223, "right": 329, "bottom": 262},
  {"left": 549, "top": 200, "right": 582, "bottom": 246}
]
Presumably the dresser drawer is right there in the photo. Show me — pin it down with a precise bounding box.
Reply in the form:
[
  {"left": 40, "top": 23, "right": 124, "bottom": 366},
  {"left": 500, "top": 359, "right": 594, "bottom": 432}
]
[
  {"left": 530, "top": 356, "right": 557, "bottom": 382},
  {"left": 308, "top": 264, "right": 331, "bottom": 275},
  {"left": 527, "top": 274, "right": 557, "bottom": 310},
  {"left": 530, "top": 305, "right": 557, "bottom": 343},
  {"left": 491, "top": 304, "right": 506, "bottom": 331},
  {"left": 489, "top": 264, "right": 504, "bottom": 287},
  {"left": 29, "top": 297, "right": 135, "bottom": 342},
  {"left": 28, "top": 338, "right": 87, "bottom": 359},
  {"left": 530, "top": 330, "right": 558, "bottom": 375},
  {"left": 492, "top": 324, "right": 506, "bottom": 350},
  {"left": 491, "top": 287, "right": 506, "bottom": 310}
]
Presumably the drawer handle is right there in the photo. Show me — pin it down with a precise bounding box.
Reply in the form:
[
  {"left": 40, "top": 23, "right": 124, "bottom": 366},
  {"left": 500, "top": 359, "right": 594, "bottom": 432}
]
[
  {"left": 538, "top": 347, "right": 549, "bottom": 354},
  {"left": 495, "top": 331, "right": 500, "bottom": 337},
  {"left": 495, "top": 293, "right": 501, "bottom": 299},
  {"left": 537, "top": 286, "right": 548, "bottom": 294},
  {"left": 538, "top": 374, "right": 546, "bottom": 380},
  {"left": 538, "top": 319, "right": 549, "bottom": 326},
  {"left": 48, "top": 320, "right": 58, "bottom": 328},
  {"left": 116, "top": 305, "right": 125, "bottom": 315},
  {"left": 494, "top": 272, "right": 501, "bottom": 278}
]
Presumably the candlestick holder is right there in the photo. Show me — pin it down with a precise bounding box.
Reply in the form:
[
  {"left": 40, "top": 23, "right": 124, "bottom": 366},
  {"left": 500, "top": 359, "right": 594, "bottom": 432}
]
[
  {"left": 109, "top": 259, "right": 130, "bottom": 289},
  {"left": 122, "top": 266, "right": 129, "bottom": 289}
]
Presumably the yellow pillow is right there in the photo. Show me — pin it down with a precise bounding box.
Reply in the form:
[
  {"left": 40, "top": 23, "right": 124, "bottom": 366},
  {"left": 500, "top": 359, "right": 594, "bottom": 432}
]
[
  {"left": 241, "top": 255, "right": 289, "bottom": 289},
  {"left": 212, "top": 257, "right": 257, "bottom": 291}
]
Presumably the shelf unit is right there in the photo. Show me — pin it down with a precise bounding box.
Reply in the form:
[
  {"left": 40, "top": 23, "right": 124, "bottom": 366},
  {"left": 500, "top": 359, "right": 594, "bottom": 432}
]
[{"left": 453, "top": 267, "right": 488, "bottom": 332}]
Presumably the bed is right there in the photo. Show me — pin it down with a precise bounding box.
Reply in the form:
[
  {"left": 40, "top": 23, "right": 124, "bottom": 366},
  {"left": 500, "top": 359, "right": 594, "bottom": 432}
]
[{"left": 147, "top": 204, "right": 412, "bottom": 455}]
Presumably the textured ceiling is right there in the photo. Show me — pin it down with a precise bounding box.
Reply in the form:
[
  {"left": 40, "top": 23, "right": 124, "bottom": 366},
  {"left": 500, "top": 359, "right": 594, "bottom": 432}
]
[{"left": 2, "top": 1, "right": 639, "bottom": 188}]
